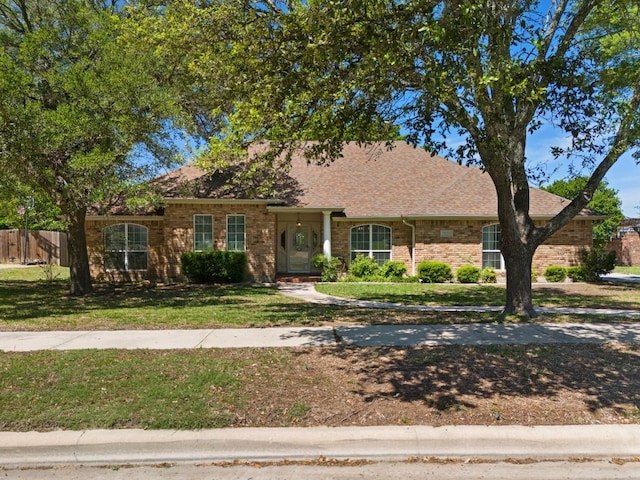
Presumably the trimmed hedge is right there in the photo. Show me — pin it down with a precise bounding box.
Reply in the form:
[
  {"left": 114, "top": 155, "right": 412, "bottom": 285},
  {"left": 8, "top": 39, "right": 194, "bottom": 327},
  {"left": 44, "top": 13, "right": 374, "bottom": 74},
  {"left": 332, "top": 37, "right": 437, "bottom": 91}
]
[
  {"left": 481, "top": 267, "right": 497, "bottom": 283},
  {"left": 348, "top": 254, "right": 380, "bottom": 278},
  {"left": 567, "top": 266, "right": 589, "bottom": 282},
  {"left": 543, "top": 265, "right": 566, "bottom": 283},
  {"left": 378, "top": 260, "right": 407, "bottom": 279},
  {"left": 181, "top": 251, "right": 247, "bottom": 284},
  {"left": 417, "top": 261, "right": 453, "bottom": 283},
  {"left": 456, "top": 265, "right": 481, "bottom": 283}
]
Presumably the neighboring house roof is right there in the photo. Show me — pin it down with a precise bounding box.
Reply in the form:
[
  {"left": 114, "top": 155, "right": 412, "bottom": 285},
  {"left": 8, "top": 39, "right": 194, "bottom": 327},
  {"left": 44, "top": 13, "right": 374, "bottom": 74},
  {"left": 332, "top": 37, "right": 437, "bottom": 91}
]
[{"left": 90, "top": 141, "right": 600, "bottom": 219}]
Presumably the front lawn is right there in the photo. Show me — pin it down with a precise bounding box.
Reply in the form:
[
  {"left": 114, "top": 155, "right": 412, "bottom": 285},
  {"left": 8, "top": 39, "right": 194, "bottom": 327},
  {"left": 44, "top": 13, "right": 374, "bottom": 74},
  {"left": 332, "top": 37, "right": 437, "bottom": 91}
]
[
  {"left": 315, "top": 281, "right": 640, "bottom": 310},
  {"left": 1, "top": 266, "right": 638, "bottom": 331},
  {"left": 2, "top": 343, "right": 639, "bottom": 431}
]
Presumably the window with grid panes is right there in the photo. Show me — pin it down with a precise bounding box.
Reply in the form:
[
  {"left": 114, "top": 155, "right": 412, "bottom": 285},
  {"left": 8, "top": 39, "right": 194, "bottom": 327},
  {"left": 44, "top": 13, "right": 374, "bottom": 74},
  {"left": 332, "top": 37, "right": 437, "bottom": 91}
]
[
  {"left": 482, "top": 224, "right": 504, "bottom": 269},
  {"left": 226, "top": 215, "right": 245, "bottom": 251},
  {"left": 350, "top": 224, "right": 391, "bottom": 265},
  {"left": 194, "top": 215, "right": 213, "bottom": 251},
  {"left": 103, "top": 224, "right": 148, "bottom": 271}
]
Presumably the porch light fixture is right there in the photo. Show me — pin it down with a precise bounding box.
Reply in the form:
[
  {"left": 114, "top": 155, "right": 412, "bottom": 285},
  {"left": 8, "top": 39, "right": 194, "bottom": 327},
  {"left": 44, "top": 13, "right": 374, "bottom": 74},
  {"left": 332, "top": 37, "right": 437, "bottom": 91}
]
[{"left": 296, "top": 216, "right": 302, "bottom": 227}]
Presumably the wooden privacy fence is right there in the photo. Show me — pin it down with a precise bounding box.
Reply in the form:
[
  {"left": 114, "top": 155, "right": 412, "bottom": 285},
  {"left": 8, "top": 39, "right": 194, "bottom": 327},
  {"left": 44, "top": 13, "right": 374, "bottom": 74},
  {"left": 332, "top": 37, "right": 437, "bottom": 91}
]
[{"left": 0, "top": 230, "right": 68, "bottom": 266}]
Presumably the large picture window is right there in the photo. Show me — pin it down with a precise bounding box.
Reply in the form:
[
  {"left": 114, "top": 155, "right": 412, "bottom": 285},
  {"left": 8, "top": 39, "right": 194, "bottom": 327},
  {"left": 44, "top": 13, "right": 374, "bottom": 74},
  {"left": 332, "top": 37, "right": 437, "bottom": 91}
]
[
  {"left": 482, "top": 224, "right": 504, "bottom": 270},
  {"left": 350, "top": 224, "right": 392, "bottom": 265},
  {"left": 194, "top": 214, "right": 213, "bottom": 251},
  {"left": 104, "top": 224, "right": 148, "bottom": 271},
  {"left": 227, "top": 215, "right": 246, "bottom": 251}
]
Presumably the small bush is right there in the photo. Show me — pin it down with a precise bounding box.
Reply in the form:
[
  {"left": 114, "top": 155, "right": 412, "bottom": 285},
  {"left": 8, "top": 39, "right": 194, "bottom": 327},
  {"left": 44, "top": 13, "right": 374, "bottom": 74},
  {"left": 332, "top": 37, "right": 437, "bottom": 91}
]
[
  {"left": 379, "top": 260, "right": 407, "bottom": 279},
  {"left": 481, "top": 267, "right": 497, "bottom": 283},
  {"left": 543, "top": 265, "right": 567, "bottom": 283},
  {"left": 567, "top": 266, "right": 589, "bottom": 282},
  {"left": 531, "top": 266, "right": 540, "bottom": 282},
  {"left": 181, "top": 251, "right": 247, "bottom": 284},
  {"left": 311, "top": 254, "right": 342, "bottom": 282},
  {"left": 580, "top": 248, "right": 616, "bottom": 281},
  {"left": 417, "top": 261, "right": 453, "bottom": 283},
  {"left": 456, "top": 265, "right": 481, "bottom": 283},
  {"left": 349, "top": 254, "right": 380, "bottom": 278}
]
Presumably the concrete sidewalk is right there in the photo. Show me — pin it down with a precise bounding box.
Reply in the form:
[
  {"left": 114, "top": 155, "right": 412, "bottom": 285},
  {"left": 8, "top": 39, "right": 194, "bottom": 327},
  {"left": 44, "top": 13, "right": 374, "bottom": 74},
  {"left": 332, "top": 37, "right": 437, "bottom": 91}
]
[
  {"left": 2, "top": 322, "right": 640, "bottom": 351},
  {"left": 2, "top": 425, "right": 640, "bottom": 467}
]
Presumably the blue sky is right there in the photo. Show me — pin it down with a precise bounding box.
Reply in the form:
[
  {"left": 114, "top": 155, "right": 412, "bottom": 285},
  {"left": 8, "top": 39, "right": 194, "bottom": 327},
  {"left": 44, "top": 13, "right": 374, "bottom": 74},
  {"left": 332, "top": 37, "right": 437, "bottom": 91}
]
[{"left": 527, "top": 126, "right": 639, "bottom": 218}]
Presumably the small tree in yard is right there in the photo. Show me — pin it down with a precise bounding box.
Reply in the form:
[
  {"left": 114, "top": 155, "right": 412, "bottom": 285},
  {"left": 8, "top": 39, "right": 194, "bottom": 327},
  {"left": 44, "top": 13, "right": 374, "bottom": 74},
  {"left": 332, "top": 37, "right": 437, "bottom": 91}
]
[
  {"left": 0, "top": 1, "right": 185, "bottom": 295},
  {"left": 149, "top": 0, "right": 639, "bottom": 317}
]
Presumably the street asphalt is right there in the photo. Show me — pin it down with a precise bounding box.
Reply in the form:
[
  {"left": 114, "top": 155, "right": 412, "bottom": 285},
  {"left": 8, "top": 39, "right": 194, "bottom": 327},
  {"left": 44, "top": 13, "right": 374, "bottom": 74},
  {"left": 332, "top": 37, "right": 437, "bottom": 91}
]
[{"left": 0, "top": 277, "right": 639, "bottom": 471}]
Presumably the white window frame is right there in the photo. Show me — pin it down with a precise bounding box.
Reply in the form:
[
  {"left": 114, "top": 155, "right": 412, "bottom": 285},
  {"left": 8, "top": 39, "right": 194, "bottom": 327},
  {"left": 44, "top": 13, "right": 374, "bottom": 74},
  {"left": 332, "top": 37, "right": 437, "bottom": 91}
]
[
  {"left": 103, "top": 223, "right": 148, "bottom": 272},
  {"left": 193, "top": 214, "right": 213, "bottom": 251},
  {"left": 350, "top": 224, "right": 392, "bottom": 265},
  {"left": 482, "top": 223, "right": 505, "bottom": 270},
  {"left": 226, "top": 214, "right": 246, "bottom": 252}
]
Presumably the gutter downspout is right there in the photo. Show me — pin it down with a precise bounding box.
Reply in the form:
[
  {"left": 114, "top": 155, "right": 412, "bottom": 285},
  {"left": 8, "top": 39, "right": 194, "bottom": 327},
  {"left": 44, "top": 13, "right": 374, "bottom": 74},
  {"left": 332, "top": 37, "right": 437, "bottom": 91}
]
[{"left": 401, "top": 216, "right": 416, "bottom": 276}]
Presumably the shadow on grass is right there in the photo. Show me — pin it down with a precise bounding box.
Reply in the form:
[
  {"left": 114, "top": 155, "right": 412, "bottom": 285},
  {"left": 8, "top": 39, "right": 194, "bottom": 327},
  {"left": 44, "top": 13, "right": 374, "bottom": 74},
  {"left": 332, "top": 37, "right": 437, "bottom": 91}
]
[
  {"left": 0, "top": 282, "right": 276, "bottom": 322},
  {"left": 317, "top": 281, "right": 640, "bottom": 311},
  {"left": 533, "top": 283, "right": 640, "bottom": 310},
  {"left": 315, "top": 343, "right": 640, "bottom": 414}
]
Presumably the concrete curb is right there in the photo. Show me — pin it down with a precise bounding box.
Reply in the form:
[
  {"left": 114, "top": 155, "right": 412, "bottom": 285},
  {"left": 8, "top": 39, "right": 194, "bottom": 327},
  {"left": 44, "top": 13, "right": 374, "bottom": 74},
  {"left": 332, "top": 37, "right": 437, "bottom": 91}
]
[{"left": 1, "top": 425, "right": 639, "bottom": 467}]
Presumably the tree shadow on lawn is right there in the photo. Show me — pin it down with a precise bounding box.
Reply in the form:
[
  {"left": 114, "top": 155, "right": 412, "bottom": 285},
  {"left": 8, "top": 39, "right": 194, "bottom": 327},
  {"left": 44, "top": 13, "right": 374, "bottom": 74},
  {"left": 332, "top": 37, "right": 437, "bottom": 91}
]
[
  {"left": 0, "top": 282, "right": 279, "bottom": 322},
  {"left": 533, "top": 282, "right": 640, "bottom": 310},
  {"left": 323, "top": 343, "right": 640, "bottom": 415},
  {"left": 331, "top": 284, "right": 507, "bottom": 307}
]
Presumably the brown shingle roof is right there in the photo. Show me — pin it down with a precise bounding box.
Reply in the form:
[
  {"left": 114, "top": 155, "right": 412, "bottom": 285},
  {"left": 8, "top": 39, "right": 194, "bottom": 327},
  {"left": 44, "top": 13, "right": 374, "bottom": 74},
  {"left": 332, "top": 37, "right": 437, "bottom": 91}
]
[
  {"left": 93, "top": 141, "right": 596, "bottom": 218},
  {"left": 284, "top": 142, "right": 583, "bottom": 218}
]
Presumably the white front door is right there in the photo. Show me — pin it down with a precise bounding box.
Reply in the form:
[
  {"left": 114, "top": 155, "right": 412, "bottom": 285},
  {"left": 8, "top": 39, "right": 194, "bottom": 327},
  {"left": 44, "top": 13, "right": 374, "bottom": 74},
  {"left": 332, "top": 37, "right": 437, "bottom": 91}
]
[{"left": 288, "top": 225, "right": 311, "bottom": 273}]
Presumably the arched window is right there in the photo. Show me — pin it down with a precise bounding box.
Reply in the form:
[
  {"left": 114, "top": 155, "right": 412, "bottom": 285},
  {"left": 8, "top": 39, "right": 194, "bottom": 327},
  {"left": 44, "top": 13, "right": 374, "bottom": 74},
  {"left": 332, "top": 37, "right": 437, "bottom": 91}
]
[
  {"left": 103, "top": 224, "right": 148, "bottom": 271},
  {"left": 482, "top": 224, "right": 504, "bottom": 270},
  {"left": 350, "top": 224, "right": 392, "bottom": 265}
]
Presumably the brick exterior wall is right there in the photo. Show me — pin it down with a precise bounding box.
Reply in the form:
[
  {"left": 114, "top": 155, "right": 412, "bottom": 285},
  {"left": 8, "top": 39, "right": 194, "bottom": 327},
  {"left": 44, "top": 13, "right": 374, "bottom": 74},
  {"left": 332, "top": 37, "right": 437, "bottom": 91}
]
[
  {"left": 332, "top": 218, "right": 593, "bottom": 276},
  {"left": 86, "top": 202, "right": 277, "bottom": 283},
  {"left": 86, "top": 205, "right": 594, "bottom": 283},
  {"left": 608, "top": 232, "right": 640, "bottom": 266}
]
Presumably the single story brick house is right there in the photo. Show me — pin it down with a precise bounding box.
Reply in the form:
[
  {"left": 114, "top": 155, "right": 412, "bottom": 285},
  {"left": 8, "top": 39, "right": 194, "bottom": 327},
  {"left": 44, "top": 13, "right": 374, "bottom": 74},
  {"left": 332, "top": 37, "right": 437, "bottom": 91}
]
[{"left": 85, "top": 142, "right": 602, "bottom": 282}]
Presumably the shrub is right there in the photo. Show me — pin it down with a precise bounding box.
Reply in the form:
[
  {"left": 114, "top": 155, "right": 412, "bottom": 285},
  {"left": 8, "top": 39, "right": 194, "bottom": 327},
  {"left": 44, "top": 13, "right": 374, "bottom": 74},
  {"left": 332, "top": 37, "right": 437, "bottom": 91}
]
[
  {"left": 417, "top": 260, "right": 453, "bottom": 283},
  {"left": 531, "top": 266, "right": 540, "bottom": 282},
  {"left": 311, "top": 254, "right": 342, "bottom": 282},
  {"left": 481, "top": 267, "right": 497, "bottom": 283},
  {"left": 456, "top": 265, "right": 481, "bottom": 283},
  {"left": 181, "top": 251, "right": 247, "bottom": 284},
  {"left": 580, "top": 248, "right": 616, "bottom": 281},
  {"left": 567, "top": 266, "right": 589, "bottom": 282},
  {"left": 379, "top": 260, "right": 407, "bottom": 279},
  {"left": 348, "top": 254, "right": 380, "bottom": 278},
  {"left": 543, "top": 265, "right": 566, "bottom": 283}
]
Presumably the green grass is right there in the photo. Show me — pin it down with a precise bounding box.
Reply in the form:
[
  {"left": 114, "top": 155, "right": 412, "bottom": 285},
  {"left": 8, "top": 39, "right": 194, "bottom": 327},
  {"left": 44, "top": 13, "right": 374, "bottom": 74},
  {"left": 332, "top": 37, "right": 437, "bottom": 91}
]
[
  {"left": 1, "top": 265, "right": 639, "bottom": 331},
  {"left": 615, "top": 266, "right": 640, "bottom": 275},
  {"left": 0, "top": 279, "right": 337, "bottom": 330},
  {"left": 0, "top": 349, "right": 262, "bottom": 431},
  {"left": 315, "top": 281, "right": 640, "bottom": 310}
]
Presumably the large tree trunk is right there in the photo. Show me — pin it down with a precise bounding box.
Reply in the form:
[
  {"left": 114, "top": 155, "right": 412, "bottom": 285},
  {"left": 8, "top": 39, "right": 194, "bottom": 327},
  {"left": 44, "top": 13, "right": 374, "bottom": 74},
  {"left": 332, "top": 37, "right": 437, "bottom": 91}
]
[
  {"left": 65, "top": 206, "right": 93, "bottom": 296},
  {"left": 501, "top": 242, "right": 537, "bottom": 317}
]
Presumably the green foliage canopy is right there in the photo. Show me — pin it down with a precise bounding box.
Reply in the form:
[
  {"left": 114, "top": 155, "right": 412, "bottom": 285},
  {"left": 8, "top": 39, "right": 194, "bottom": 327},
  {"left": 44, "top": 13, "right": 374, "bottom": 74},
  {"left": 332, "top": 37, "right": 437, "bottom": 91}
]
[
  {"left": 542, "top": 177, "right": 624, "bottom": 248},
  {"left": 0, "top": 0, "right": 187, "bottom": 293}
]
